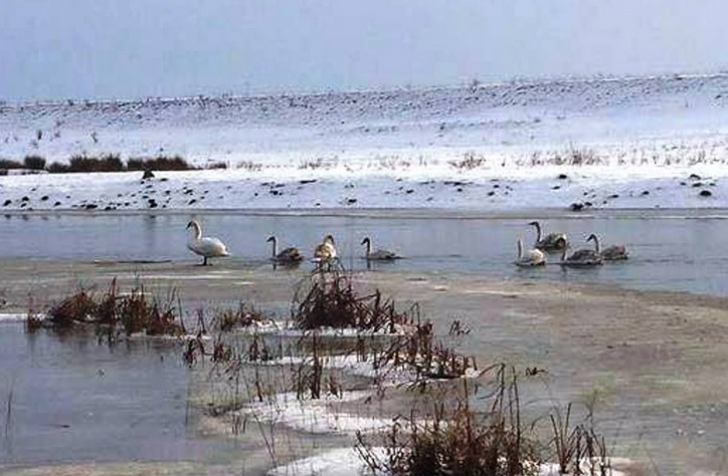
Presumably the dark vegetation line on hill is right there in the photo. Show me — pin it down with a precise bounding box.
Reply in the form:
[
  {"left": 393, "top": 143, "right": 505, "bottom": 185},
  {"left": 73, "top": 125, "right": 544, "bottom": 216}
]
[{"left": 0, "top": 154, "right": 227, "bottom": 175}]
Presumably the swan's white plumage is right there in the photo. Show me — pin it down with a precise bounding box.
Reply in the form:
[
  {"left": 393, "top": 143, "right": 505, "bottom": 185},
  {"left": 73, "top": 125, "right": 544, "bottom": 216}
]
[
  {"left": 515, "top": 238, "right": 545, "bottom": 267},
  {"left": 186, "top": 220, "right": 229, "bottom": 265}
]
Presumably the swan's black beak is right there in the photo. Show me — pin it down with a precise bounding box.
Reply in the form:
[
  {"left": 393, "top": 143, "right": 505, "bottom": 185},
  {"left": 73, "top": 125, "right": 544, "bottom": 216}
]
[
  {"left": 266, "top": 236, "right": 274, "bottom": 242},
  {"left": 185, "top": 221, "right": 192, "bottom": 229}
]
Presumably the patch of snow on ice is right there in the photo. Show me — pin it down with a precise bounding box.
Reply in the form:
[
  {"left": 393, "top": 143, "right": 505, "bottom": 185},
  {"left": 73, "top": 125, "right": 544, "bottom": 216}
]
[
  {"left": 0, "top": 313, "right": 34, "bottom": 322},
  {"left": 240, "top": 390, "right": 392, "bottom": 435}
]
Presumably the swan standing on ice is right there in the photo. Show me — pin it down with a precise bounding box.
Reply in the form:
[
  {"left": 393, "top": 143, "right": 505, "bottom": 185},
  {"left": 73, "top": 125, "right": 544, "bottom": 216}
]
[
  {"left": 313, "top": 234, "right": 338, "bottom": 266},
  {"left": 361, "top": 237, "right": 401, "bottom": 261},
  {"left": 266, "top": 235, "right": 304, "bottom": 264},
  {"left": 515, "top": 238, "right": 546, "bottom": 267},
  {"left": 528, "top": 221, "right": 568, "bottom": 252},
  {"left": 186, "top": 220, "right": 230, "bottom": 266},
  {"left": 560, "top": 234, "right": 603, "bottom": 267}
]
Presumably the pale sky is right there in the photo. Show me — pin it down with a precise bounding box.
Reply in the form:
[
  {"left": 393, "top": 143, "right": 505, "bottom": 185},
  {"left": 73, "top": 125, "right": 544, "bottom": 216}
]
[{"left": 1, "top": 0, "right": 727, "bottom": 101}]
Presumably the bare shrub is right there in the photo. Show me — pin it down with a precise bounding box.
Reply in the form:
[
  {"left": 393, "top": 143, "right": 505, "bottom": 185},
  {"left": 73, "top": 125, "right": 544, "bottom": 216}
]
[
  {"left": 29, "top": 279, "right": 185, "bottom": 341},
  {"left": 449, "top": 152, "right": 487, "bottom": 170},
  {"left": 238, "top": 160, "right": 263, "bottom": 171},
  {"left": 205, "top": 161, "right": 228, "bottom": 170},
  {"left": 213, "top": 304, "right": 269, "bottom": 332},
  {"left": 0, "top": 159, "right": 23, "bottom": 170},
  {"left": 566, "top": 148, "right": 601, "bottom": 166},
  {"left": 127, "top": 155, "right": 195, "bottom": 171},
  {"left": 23, "top": 155, "right": 46, "bottom": 170},
  {"left": 67, "top": 154, "right": 124, "bottom": 173},
  {"left": 293, "top": 267, "right": 415, "bottom": 332},
  {"left": 357, "top": 366, "right": 537, "bottom": 476}
]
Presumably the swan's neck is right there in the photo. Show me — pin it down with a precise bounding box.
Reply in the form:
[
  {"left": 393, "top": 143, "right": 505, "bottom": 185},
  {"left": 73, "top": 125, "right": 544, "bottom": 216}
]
[
  {"left": 517, "top": 239, "right": 523, "bottom": 260},
  {"left": 365, "top": 239, "right": 372, "bottom": 255},
  {"left": 189, "top": 223, "right": 201, "bottom": 241},
  {"left": 533, "top": 222, "right": 542, "bottom": 242},
  {"left": 593, "top": 236, "right": 601, "bottom": 254},
  {"left": 561, "top": 246, "right": 567, "bottom": 262},
  {"left": 270, "top": 237, "right": 277, "bottom": 257}
]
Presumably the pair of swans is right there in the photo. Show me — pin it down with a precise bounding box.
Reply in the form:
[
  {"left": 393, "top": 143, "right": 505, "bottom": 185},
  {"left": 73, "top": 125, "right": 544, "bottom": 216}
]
[
  {"left": 515, "top": 233, "right": 603, "bottom": 268},
  {"left": 187, "top": 222, "right": 308, "bottom": 267},
  {"left": 515, "top": 221, "right": 572, "bottom": 267},
  {"left": 560, "top": 233, "right": 629, "bottom": 264},
  {"left": 559, "top": 234, "right": 603, "bottom": 267},
  {"left": 310, "top": 235, "right": 400, "bottom": 263}
]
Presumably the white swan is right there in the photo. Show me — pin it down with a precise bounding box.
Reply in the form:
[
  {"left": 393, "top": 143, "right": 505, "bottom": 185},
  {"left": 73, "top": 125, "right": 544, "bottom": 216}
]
[
  {"left": 361, "top": 237, "right": 401, "bottom": 261},
  {"left": 515, "top": 238, "right": 546, "bottom": 267},
  {"left": 313, "top": 234, "right": 338, "bottom": 264},
  {"left": 186, "top": 220, "right": 229, "bottom": 266},
  {"left": 560, "top": 234, "right": 603, "bottom": 267},
  {"left": 528, "top": 221, "right": 568, "bottom": 252},
  {"left": 267, "top": 235, "right": 304, "bottom": 264}
]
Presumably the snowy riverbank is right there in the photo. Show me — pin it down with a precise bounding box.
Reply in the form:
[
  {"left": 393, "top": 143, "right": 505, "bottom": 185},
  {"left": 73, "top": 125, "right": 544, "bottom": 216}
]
[{"left": 2, "top": 73, "right": 728, "bottom": 212}]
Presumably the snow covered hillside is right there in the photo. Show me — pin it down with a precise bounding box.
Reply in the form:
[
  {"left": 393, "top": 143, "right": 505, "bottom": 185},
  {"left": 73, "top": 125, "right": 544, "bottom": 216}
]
[{"left": 1, "top": 73, "right": 728, "bottom": 211}]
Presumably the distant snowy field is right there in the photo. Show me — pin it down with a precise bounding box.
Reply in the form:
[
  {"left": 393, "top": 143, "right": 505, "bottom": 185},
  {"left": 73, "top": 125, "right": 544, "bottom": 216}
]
[{"left": 2, "top": 73, "right": 728, "bottom": 211}]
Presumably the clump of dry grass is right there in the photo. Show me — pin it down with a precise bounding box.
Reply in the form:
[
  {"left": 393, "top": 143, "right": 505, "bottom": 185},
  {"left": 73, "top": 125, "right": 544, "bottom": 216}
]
[
  {"left": 525, "top": 147, "right": 603, "bottom": 167},
  {"left": 28, "top": 279, "right": 185, "bottom": 341},
  {"left": 237, "top": 160, "right": 263, "bottom": 171},
  {"left": 0, "top": 159, "right": 23, "bottom": 170},
  {"left": 449, "top": 152, "right": 487, "bottom": 170},
  {"left": 126, "top": 155, "right": 195, "bottom": 171},
  {"left": 25, "top": 297, "right": 44, "bottom": 333},
  {"left": 213, "top": 304, "right": 269, "bottom": 332},
  {"left": 548, "top": 402, "right": 612, "bottom": 476},
  {"left": 47, "top": 288, "right": 98, "bottom": 328},
  {"left": 293, "top": 331, "right": 342, "bottom": 400},
  {"left": 357, "top": 365, "right": 613, "bottom": 476},
  {"left": 357, "top": 366, "right": 537, "bottom": 476},
  {"left": 293, "top": 267, "right": 415, "bottom": 332}
]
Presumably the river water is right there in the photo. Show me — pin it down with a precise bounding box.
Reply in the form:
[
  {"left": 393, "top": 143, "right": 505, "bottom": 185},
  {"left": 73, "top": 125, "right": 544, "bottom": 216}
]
[{"left": 1, "top": 208, "right": 727, "bottom": 296}]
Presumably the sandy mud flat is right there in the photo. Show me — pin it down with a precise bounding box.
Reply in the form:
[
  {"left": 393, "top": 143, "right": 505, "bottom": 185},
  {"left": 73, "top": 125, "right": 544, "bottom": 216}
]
[{"left": 1, "top": 259, "right": 727, "bottom": 475}]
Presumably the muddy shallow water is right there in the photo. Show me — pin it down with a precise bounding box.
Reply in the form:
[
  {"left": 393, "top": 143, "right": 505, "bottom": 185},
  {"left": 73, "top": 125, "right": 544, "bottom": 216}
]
[{"left": 2, "top": 209, "right": 728, "bottom": 475}]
